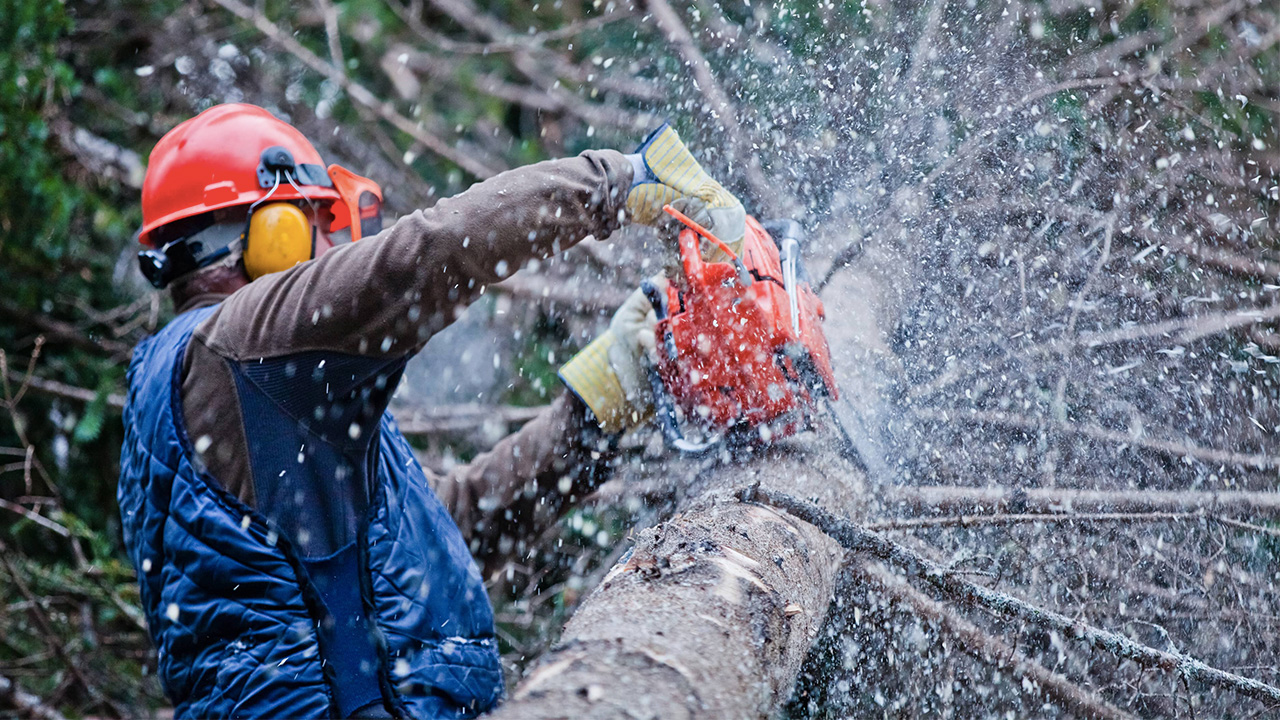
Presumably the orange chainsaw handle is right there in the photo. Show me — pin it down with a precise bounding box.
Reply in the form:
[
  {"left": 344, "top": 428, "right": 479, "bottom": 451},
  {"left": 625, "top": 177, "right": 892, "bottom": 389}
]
[
  {"left": 661, "top": 204, "right": 740, "bottom": 259},
  {"left": 662, "top": 204, "right": 752, "bottom": 287}
]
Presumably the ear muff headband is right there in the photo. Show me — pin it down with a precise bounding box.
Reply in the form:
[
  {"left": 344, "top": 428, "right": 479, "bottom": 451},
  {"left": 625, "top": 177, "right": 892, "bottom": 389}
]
[{"left": 242, "top": 202, "right": 315, "bottom": 280}]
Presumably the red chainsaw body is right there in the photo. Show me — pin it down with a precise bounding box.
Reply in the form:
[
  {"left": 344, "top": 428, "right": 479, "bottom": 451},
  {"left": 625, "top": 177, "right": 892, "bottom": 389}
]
[{"left": 652, "top": 216, "right": 838, "bottom": 440}]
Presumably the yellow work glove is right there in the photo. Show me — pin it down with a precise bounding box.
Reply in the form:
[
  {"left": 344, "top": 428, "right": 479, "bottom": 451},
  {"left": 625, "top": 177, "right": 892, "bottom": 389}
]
[
  {"left": 558, "top": 280, "right": 665, "bottom": 434},
  {"left": 625, "top": 123, "right": 746, "bottom": 255}
]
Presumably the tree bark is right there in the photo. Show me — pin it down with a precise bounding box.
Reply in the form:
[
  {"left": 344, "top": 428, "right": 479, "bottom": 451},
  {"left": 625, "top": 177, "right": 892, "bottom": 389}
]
[{"left": 489, "top": 442, "right": 865, "bottom": 719}]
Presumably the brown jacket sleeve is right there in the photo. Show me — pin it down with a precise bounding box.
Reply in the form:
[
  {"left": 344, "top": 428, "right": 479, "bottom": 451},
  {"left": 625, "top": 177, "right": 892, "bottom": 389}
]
[
  {"left": 428, "top": 392, "right": 617, "bottom": 575},
  {"left": 195, "top": 149, "right": 632, "bottom": 360}
]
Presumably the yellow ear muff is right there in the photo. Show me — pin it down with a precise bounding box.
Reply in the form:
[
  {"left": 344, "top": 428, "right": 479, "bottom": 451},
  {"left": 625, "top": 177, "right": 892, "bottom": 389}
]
[{"left": 242, "top": 203, "right": 315, "bottom": 280}]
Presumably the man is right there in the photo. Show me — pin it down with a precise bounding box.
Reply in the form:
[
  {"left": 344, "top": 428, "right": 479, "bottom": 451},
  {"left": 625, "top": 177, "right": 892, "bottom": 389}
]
[{"left": 117, "top": 103, "right": 742, "bottom": 719}]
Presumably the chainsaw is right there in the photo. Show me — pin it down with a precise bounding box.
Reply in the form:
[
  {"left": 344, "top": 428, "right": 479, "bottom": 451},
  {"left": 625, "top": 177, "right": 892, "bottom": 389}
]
[{"left": 641, "top": 205, "right": 844, "bottom": 455}]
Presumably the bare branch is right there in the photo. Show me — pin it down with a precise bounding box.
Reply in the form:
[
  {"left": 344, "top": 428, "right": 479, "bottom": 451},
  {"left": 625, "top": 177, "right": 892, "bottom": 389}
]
[
  {"left": 914, "top": 406, "right": 1280, "bottom": 470},
  {"left": 50, "top": 118, "right": 145, "bottom": 189},
  {"left": 493, "top": 272, "right": 628, "bottom": 312},
  {"left": 1079, "top": 303, "right": 1280, "bottom": 348},
  {"left": 868, "top": 511, "right": 1280, "bottom": 537},
  {"left": 0, "top": 544, "right": 125, "bottom": 718},
  {"left": 881, "top": 485, "right": 1280, "bottom": 518},
  {"left": 0, "top": 674, "right": 70, "bottom": 720},
  {"left": 641, "top": 0, "right": 776, "bottom": 207},
  {"left": 210, "top": 0, "right": 504, "bottom": 179},
  {"left": 393, "top": 403, "right": 546, "bottom": 436},
  {"left": 1153, "top": 229, "right": 1280, "bottom": 283},
  {"left": 859, "top": 563, "right": 1136, "bottom": 720},
  {"left": 0, "top": 498, "right": 73, "bottom": 538},
  {"left": 0, "top": 300, "right": 132, "bottom": 357},
  {"left": 749, "top": 487, "right": 1280, "bottom": 707}
]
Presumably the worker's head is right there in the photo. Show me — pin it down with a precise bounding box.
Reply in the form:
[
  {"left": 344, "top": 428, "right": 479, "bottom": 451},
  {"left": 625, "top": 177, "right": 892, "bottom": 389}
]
[{"left": 137, "top": 103, "right": 383, "bottom": 297}]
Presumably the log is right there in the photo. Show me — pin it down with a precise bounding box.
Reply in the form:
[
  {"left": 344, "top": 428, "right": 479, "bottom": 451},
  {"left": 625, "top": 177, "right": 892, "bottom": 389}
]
[{"left": 489, "top": 441, "right": 865, "bottom": 718}]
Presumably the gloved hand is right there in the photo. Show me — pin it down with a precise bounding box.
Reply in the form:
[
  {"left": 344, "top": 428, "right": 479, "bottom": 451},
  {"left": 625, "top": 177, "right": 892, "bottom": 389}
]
[
  {"left": 558, "top": 279, "right": 667, "bottom": 434},
  {"left": 656, "top": 196, "right": 729, "bottom": 275},
  {"left": 625, "top": 123, "right": 746, "bottom": 255}
]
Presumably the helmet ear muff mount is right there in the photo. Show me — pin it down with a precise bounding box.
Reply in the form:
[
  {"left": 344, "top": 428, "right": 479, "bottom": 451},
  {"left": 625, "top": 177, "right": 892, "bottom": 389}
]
[{"left": 241, "top": 202, "right": 316, "bottom": 281}]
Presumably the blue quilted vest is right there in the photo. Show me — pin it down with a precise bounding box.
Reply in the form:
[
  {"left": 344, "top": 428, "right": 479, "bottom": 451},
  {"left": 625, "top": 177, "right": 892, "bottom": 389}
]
[{"left": 118, "top": 305, "right": 503, "bottom": 719}]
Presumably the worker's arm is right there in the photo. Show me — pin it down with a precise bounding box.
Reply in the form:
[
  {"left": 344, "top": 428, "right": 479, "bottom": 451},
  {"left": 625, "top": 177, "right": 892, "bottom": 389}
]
[
  {"left": 429, "top": 391, "right": 617, "bottom": 576},
  {"left": 179, "top": 151, "right": 631, "bottom": 509},
  {"left": 196, "top": 150, "right": 632, "bottom": 361}
]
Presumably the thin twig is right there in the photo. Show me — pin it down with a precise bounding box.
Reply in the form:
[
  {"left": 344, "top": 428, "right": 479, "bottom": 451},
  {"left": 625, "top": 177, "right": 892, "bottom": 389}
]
[
  {"left": 0, "top": 498, "right": 72, "bottom": 538},
  {"left": 1152, "top": 229, "right": 1280, "bottom": 283},
  {"left": 393, "top": 403, "right": 547, "bottom": 436},
  {"left": 1, "top": 368, "right": 124, "bottom": 409},
  {"left": 1, "top": 338, "right": 45, "bottom": 410},
  {"left": 859, "top": 563, "right": 1136, "bottom": 720},
  {"left": 880, "top": 484, "right": 1280, "bottom": 517},
  {"left": 409, "top": 10, "right": 635, "bottom": 55},
  {"left": 0, "top": 674, "right": 70, "bottom": 720},
  {"left": 493, "top": 272, "right": 629, "bottom": 312},
  {"left": 1055, "top": 217, "right": 1114, "bottom": 416},
  {"left": 868, "top": 511, "right": 1280, "bottom": 537},
  {"left": 210, "top": 0, "right": 503, "bottom": 179},
  {"left": 416, "top": 0, "right": 657, "bottom": 127},
  {"left": 641, "top": 0, "right": 775, "bottom": 207},
  {"left": 0, "top": 301, "right": 131, "bottom": 357},
  {"left": 1079, "top": 303, "right": 1280, "bottom": 348},
  {"left": 0, "top": 544, "right": 124, "bottom": 718},
  {"left": 914, "top": 406, "right": 1280, "bottom": 470},
  {"left": 747, "top": 486, "right": 1280, "bottom": 707}
]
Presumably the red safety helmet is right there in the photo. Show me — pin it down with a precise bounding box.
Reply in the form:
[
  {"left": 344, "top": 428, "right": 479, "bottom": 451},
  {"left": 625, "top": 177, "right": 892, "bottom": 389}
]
[
  {"left": 139, "top": 103, "right": 381, "bottom": 246},
  {"left": 140, "top": 104, "right": 339, "bottom": 245}
]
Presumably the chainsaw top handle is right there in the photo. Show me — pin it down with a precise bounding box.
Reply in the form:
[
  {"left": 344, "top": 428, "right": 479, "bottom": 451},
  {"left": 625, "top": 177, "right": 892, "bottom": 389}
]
[
  {"left": 661, "top": 204, "right": 754, "bottom": 288},
  {"left": 661, "top": 204, "right": 739, "bottom": 260}
]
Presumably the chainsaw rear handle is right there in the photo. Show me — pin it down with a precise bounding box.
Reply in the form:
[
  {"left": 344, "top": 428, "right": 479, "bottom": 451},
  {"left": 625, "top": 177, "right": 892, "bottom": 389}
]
[
  {"left": 663, "top": 204, "right": 754, "bottom": 289},
  {"left": 641, "top": 279, "right": 719, "bottom": 455},
  {"left": 642, "top": 280, "right": 678, "bottom": 363}
]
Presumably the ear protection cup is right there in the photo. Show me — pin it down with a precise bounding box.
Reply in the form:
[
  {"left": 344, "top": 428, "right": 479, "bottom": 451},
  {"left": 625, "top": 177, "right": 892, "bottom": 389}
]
[{"left": 242, "top": 202, "right": 315, "bottom": 280}]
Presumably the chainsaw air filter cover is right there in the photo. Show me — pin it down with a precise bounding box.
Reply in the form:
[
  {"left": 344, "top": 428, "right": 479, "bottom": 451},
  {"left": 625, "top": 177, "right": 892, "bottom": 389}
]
[{"left": 652, "top": 216, "right": 838, "bottom": 443}]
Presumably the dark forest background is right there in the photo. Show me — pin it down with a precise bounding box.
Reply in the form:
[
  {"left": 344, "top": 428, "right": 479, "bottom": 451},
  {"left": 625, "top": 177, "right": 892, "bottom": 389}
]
[{"left": 1, "top": 0, "right": 1277, "bottom": 716}]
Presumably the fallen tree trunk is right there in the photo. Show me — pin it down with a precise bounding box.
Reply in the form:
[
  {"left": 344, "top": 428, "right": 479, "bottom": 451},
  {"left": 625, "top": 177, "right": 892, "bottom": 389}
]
[{"left": 489, "top": 442, "right": 864, "bottom": 718}]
